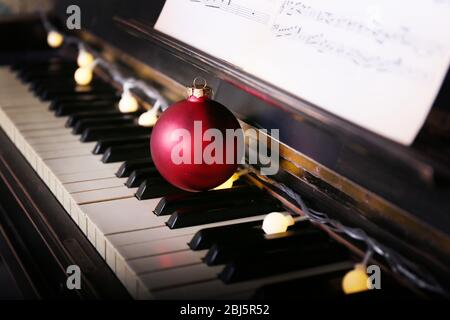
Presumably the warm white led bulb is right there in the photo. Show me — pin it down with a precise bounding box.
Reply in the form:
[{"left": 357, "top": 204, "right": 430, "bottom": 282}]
[
  {"left": 342, "top": 264, "right": 369, "bottom": 294},
  {"left": 138, "top": 110, "right": 158, "bottom": 127},
  {"left": 213, "top": 173, "right": 240, "bottom": 190},
  {"left": 74, "top": 67, "right": 93, "bottom": 86},
  {"left": 262, "top": 212, "right": 295, "bottom": 235},
  {"left": 119, "top": 91, "right": 139, "bottom": 113},
  {"left": 47, "top": 30, "right": 64, "bottom": 48},
  {"left": 77, "top": 50, "right": 95, "bottom": 68}
]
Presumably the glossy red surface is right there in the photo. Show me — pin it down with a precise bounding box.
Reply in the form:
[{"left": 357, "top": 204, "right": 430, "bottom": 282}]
[{"left": 150, "top": 95, "right": 241, "bottom": 191}]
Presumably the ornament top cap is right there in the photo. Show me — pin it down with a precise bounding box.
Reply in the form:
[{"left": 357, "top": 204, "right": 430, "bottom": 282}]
[{"left": 187, "top": 77, "right": 212, "bottom": 98}]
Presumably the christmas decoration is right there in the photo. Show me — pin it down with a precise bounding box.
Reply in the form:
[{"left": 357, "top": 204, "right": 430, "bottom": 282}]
[{"left": 150, "top": 79, "right": 241, "bottom": 191}]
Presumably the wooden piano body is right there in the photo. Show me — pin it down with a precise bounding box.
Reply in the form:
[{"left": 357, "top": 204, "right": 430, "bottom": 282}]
[{"left": 0, "top": 0, "right": 449, "bottom": 299}]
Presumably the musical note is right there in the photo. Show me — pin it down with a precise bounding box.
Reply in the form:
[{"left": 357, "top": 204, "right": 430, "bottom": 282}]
[{"left": 190, "top": 0, "right": 271, "bottom": 24}]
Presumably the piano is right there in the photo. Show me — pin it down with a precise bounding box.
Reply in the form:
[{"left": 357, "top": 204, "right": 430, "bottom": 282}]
[{"left": 0, "top": 0, "right": 449, "bottom": 300}]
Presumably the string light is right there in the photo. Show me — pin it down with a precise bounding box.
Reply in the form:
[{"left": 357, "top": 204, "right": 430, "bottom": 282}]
[
  {"left": 342, "top": 264, "right": 370, "bottom": 294},
  {"left": 119, "top": 81, "right": 139, "bottom": 113},
  {"left": 77, "top": 47, "right": 95, "bottom": 68},
  {"left": 262, "top": 212, "right": 295, "bottom": 235},
  {"left": 247, "top": 166, "right": 447, "bottom": 296},
  {"left": 138, "top": 106, "right": 159, "bottom": 127},
  {"left": 213, "top": 169, "right": 249, "bottom": 190},
  {"left": 74, "top": 66, "right": 94, "bottom": 86},
  {"left": 47, "top": 30, "right": 64, "bottom": 48}
]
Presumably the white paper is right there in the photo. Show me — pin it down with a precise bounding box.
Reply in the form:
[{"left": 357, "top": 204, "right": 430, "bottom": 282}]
[{"left": 155, "top": 0, "right": 450, "bottom": 145}]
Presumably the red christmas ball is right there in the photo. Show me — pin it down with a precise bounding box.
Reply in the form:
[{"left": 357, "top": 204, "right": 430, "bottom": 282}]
[{"left": 150, "top": 86, "right": 241, "bottom": 192}]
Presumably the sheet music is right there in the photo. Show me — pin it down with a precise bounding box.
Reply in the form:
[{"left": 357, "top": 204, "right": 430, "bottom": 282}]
[{"left": 155, "top": 0, "right": 450, "bottom": 145}]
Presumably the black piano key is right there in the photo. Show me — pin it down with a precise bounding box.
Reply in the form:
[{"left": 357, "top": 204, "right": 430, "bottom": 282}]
[
  {"left": 166, "top": 198, "right": 282, "bottom": 229},
  {"left": 50, "top": 91, "right": 118, "bottom": 105},
  {"left": 93, "top": 134, "right": 149, "bottom": 155},
  {"left": 66, "top": 110, "right": 135, "bottom": 128},
  {"left": 21, "top": 68, "right": 78, "bottom": 83},
  {"left": 102, "top": 143, "right": 151, "bottom": 163},
  {"left": 189, "top": 218, "right": 316, "bottom": 251},
  {"left": 116, "top": 158, "right": 154, "bottom": 178},
  {"left": 51, "top": 93, "right": 119, "bottom": 111},
  {"left": 154, "top": 185, "right": 265, "bottom": 216},
  {"left": 189, "top": 220, "right": 264, "bottom": 251},
  {"left": 125, "top": 167, "right": 160, "bottom": 188},
  {"left": 38, "top": 84, "right": 116, "bottom": 100},
  {"left": 252, "top": 270, "right": 347, "bottom": 299},
  {"left": 219, "top": 241, "right": 349, "bottom": 283},
  {"left": 73, "top": 116, "right": 137, "bottom": 134},
  {"left": 204, "top": 222, "right": 327, "bottom": 265},
  {"left": 55, "top": 100, "right": 118, "bottom": 117},
  {"left": 80, "top": 125, "right": 151, "bottom": 142},
  {"left": 32, "top": 79, "right": 110, "bottom": 95},
  {"left": 253, "top": 269, "right": 418, "bottom": 300},
  {"left": 135, "top": 178, "right": 185, "bottom": 200}
]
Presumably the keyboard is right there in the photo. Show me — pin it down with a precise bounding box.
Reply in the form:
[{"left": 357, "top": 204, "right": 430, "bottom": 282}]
[{"left": 0, "top": 58, "right": 413, "bottom": 300}]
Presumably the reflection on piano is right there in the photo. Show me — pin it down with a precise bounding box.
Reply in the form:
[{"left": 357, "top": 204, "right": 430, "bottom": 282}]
[{"left": 0, "top": 0, "right": 449, "bottom": 300}]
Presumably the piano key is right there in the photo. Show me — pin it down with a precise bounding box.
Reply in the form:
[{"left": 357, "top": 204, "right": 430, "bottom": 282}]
[
  {"left": 33, "top": 141, "right": 96, "bottom": 153},
  {"left": 117, "top": 234, "right": 194, "bottom": 260},
  {"left": 154, "top": 185, "right": 266, "bottom": 216},
  {"left": 81, "top": 197, "right": 168, "bottom": 235},
  {"left": 72, "top": 114, "right": 136, "bottom": 134},
  {"left": 139, "top": 263, "right": 223, "bottom": 291},
  {"left": 21, "top": 127, "right": 73, "bottom": 138},
  {"left": 219, "top": 241, "right": 349, "bottom": 283},
  {"left": 135, "top": 178, "right": 184, "bottom": 200},
  {"left": 72, "top": 115, "right": 137, "bottom": 134},
  {"left": 71, "top": 186, "right": 136, "bottom": 205},
  {"left": 55, "top": 100, "right": 118, "bottom": 117},
  {"left": 125, "top": 167, "right": 160, "bottom": 188},
  {"left": 64, "top": 177, "right": 128, "bottom": 193},
  {"left": 93, "top": 135, "right": 150, "bottom": 155},
  {"left": 39, "top": 84, "right": 115, "bottom": 100},
  {"left": 58, "top": 169, "right": 118, "bottom": 184},
  {"left": 128, "top": 250, "right": 205, "bottom": 275},
  {"left": 153, "top": 261, "right": 352, "bottom": 300},
  {"left": 80, "top": 124, "right": 151, "bottom": 142},
  {"left": 166, "top": 198, "right": 282, "bottom": 229},
  {"left": 44, "top": 154, "right": 121, "bottom": 175},
  {"left": 116, "top": 158, "right": 154, "bottom": 178},
  {"left": 50, "top": 93, "right": 119, "bottom": 110},
  {"left": 252, "top": 269, "right": 347, "bottom": 299},
  {"left": 101, "top": 143, "right": 150, "bottom": 163},
  {"left": 39, "top": 146, "right": 94, "bottom": 160},
  {"left": 204, "top": 222, "right": 327, "bottom": 265},
  {"left": 107, "top": 214, "right": 268, "bottom": 248},
  {"left": 189, "top": 220, "right": 265, "bottom": 251}
]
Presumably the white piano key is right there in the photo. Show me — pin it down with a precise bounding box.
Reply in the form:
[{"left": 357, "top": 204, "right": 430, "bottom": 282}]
[
  {"left": 71, "top": 186, "right": 135, "bottom": 205},
  {"left": 27, "top": 134, "right": 80, "bottom": 145},
  {"left": 81, "top": 197, "right": 167, "bottom": 236},
  {"left": 33, "top": 141, "right": 95, "bottom": 153},
  {"left": 128, "top": 250, "right": 205, "bottom": 275},
  {"left": 141, "top": 263, "right": 222, "bottom": 291},
  {"left": 16, "top": 118, "right": 67, "bottom": 131},
  {"left": 21, "top": 127, "right": 74, "bottom": 138},
  {"left": 39, "top": 147, "right": 94, "bottom": 160},
  {"left": 116, "top": 234, "right": 193, "bottom": 260},
  {"left": 65, "top": 177, "right": 127, "bottom": 193},
  {"left": 58, "top": 169, "right": 117, "bottom": 184},
  {"left": 44, "top": 155, "right": 121, "bottom": 175},
  {"left": 153, "top": 261, "right": 354, "bottom": 300}
]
